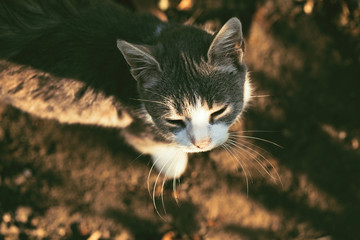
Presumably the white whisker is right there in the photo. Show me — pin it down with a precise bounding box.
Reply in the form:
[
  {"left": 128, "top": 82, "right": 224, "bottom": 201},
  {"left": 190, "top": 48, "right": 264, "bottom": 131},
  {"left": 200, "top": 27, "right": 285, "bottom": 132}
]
[
  {"left": 147, "top": 154, "right": 162, "bottom": 197},
  {"left": 227, "top": 138, "right": 274, "bottom": 180},
  {"left": 227, "top": 138, "right": 269, "bottom": 178},
  {"left": 151, "top": 149, "right": 180, "bottom": 220},
  {"left": 152, "top": 163, "right": 167, "bottom": 220},
  {"left": 161, "top": 149, "right": 181, "bottom": 214},
  {"left": 224, "top": 141, "right": 254, "bottom": 174},
  {"left": 131, "top": 152, "right": 144, "bottom": 164},
  {"left": 229, "top": 137, "right": 273, "bottom": 167},
  {"left": 228, "top": 133, "right": 283, "bottom": 187},
  {"left": 230, "top": 134, "right": 283, "bottom": 148},
  {"left": 161, "top": 175, "right": 168, "bottom": 215},
  {"left": 131, "top": 98, "right": 169, "bottom": 107},
  {"left": 227, "top": 138, "right": 263, "bottom": 169},
  {"left": 222, "top": 144, "right": 250, "bottom": 195},
  {"left": 172, "top": 159, "right": 180, "bottom": 206},
  {"left": 234, "top": 130, "right": 279, "bottom": 133}
]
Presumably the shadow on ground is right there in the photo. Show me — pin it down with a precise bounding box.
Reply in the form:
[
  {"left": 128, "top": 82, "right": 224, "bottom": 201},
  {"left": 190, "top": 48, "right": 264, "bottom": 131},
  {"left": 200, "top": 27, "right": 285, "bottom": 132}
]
[{"left": 1, "top": 0, "right": 359, "bottom": 239}]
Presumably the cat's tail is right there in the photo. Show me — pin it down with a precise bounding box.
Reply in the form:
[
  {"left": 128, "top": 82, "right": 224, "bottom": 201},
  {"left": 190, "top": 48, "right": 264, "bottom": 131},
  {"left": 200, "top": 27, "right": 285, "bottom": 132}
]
[
  {"left": 0, "top": 0, "right": 88, "bottom": 28},
  {"left": 0, "top": 0, "right": 95, "bottom": 58}
]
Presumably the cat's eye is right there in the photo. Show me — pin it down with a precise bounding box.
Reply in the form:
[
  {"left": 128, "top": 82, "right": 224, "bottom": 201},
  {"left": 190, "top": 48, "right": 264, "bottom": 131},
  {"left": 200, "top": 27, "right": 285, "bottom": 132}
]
[
  {"left": 165, "top": 119, "right": 186, "bottom": 128},
  {"left": 210, "top": 106, "right": 228, "bottom": 122}
]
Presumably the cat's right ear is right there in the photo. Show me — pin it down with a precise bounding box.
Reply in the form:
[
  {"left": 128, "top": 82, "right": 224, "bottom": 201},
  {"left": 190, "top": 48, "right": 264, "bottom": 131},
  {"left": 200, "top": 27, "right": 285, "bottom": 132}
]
[
  {"left": 117, "top": 40, "right": 161, "bottom": 86},
  {"left": 207, "top": 17, "right": 244, "bottom": 66}
]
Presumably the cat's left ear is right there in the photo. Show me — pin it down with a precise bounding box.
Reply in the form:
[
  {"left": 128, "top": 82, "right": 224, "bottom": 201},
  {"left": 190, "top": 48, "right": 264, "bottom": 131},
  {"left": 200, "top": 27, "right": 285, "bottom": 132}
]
[
  {"left": 207, "top": 17, "right": 244, "bottom": 65},
  {"left": 117, "top": 40, "right": 162, "bottom": 86}
]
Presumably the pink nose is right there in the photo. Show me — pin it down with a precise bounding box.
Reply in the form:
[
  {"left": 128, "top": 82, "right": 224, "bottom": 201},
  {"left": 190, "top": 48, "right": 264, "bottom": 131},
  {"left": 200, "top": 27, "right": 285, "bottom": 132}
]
[{"left": 193, "top": 138, "right": 211, "bottom": 149}]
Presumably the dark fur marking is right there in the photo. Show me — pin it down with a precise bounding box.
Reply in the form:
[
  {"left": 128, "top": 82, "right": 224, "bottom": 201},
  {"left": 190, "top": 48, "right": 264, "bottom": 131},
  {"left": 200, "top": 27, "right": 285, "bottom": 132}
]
[
  {"left": 75, "top": 85, "right": 88, "bottom": 100},
  {"left": 7, "top": 81, "right": 24, "bottom": 94}
]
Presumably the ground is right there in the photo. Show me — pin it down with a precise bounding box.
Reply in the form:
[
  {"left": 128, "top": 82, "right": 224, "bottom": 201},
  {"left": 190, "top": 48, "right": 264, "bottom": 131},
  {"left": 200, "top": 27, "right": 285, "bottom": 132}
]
[{"left": 0, "top": 0, "right": 359, "bottom": 239}]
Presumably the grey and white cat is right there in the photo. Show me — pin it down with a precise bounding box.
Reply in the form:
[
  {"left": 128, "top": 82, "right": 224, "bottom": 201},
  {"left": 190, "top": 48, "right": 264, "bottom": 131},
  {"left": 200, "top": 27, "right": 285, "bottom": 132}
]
[{"left": 0, "top": 0, "right": 251, "bottom": 179}]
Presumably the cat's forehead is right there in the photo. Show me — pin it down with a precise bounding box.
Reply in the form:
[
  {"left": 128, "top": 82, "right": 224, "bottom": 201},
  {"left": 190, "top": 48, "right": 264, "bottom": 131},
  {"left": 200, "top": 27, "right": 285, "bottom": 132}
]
[
  {"left": 179, "top": 51, "right": 238, "bottom": 76},
  {"left": 167, "top": 96, "right": 223, "bottom": 119}
]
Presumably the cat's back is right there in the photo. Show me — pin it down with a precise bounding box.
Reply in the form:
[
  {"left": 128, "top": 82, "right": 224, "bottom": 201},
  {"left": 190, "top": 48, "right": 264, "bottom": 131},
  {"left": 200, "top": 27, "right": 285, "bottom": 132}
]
[
  {"left": 0, "top": 0, "right": 163, "bottom": 44},
  {"left": 0, "top": 0, "right": 164, "bottom": 74}
]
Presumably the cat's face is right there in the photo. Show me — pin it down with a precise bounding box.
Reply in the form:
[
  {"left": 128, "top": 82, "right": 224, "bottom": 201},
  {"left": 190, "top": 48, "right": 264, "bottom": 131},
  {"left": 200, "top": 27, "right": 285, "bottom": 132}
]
[
  {"left": 139, "top": 63, "right": 250, "bottom": 153},
  {"left": 118, "top": 18, "right": 250, "bottom": 152}
]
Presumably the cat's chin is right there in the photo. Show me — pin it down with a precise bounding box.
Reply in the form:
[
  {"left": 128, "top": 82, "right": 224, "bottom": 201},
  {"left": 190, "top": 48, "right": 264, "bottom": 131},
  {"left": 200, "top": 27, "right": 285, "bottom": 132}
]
[
  {"left": 182, "top": 145, "right": 218, "bottom": 153},
  {"left": 185, "top": 149, "right": 212, "bottom": 153}
]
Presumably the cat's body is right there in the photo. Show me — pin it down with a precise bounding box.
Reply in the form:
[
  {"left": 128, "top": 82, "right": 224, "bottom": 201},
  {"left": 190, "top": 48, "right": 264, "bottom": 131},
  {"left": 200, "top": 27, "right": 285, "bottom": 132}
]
[{"left": 0, "top": 0, "right": 251, "bottom": 178}]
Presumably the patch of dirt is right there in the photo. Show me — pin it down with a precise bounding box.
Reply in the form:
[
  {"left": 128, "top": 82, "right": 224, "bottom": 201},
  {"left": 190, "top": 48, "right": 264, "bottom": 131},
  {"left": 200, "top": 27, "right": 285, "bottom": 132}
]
[{"left": 1, "top": 0, "right": 359, "bottom": 239}]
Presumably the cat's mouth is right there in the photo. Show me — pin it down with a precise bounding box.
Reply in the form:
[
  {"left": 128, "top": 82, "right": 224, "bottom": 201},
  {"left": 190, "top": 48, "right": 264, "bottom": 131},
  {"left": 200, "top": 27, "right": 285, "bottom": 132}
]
[
  {"left": 181, "top": 140, "right": 225, "bottom": 153},
  {"left": 185, "top": 147, "right": 214, "bottom": 153}
]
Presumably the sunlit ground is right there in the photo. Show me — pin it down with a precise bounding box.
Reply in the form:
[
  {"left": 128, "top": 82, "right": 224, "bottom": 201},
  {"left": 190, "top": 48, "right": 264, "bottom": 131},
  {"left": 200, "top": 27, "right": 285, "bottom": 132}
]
[{"left": 1, "top": 0, "right": 359, "bottom": 239}]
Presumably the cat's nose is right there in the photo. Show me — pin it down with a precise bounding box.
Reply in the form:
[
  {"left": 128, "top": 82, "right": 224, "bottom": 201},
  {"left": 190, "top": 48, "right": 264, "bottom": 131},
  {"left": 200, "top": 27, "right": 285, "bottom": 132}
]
[{"left": 193, "top": 138, "right": 211, "bottom": 149}]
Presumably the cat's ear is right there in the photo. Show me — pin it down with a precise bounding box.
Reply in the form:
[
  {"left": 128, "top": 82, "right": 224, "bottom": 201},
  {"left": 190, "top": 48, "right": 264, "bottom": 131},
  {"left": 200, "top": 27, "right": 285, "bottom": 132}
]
[
  {"left": 207, "top": 17, "right": 244, "bottom": 65},
  {"left": 117, "top": 40, "right": 161, "bottom": 86}
]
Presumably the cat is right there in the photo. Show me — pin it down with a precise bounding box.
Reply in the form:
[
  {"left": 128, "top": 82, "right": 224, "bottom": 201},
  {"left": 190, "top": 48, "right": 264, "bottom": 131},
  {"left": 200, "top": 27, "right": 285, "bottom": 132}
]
[{"left": 0, "top": 0, "right": 251, "bottom": 179}]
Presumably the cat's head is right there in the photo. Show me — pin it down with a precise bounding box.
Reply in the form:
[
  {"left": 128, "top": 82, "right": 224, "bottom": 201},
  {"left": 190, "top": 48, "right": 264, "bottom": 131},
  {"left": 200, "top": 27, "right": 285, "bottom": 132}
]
[{"left": 117, "top": 17, "right": 251, "bottom": 153}]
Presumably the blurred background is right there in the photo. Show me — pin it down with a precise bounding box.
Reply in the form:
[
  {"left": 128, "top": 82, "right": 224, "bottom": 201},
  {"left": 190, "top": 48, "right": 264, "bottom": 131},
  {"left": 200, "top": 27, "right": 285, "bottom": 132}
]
[{"left": 0, "top": 0, "right": 359, "bottom": 239}]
